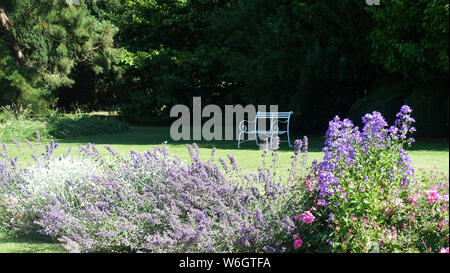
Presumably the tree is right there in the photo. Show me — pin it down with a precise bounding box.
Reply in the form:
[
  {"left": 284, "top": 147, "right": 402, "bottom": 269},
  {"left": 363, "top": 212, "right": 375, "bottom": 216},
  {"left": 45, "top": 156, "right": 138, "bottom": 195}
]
[
  {"left": 0, "top": 8, "right": 24, "bottom": 62},
  {"left": 110, "top": 0, "right": 375, "bottom": 132},
  {"left": 366, "top": 0, "right": 449, "bottom": 81},
  {"left": 0, "top": 0, "right": 119, "bottom": 114}
]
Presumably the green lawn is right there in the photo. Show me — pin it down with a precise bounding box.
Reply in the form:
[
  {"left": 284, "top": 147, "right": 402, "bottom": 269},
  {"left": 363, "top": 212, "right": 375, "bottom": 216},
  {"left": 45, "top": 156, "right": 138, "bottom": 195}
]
[
  {"left": 6, "top": 126, "right": 449, "bottom": 173},
  {"left": 0, "top": 231, "right": 65, "bottom": 253},
  {"left": 0, "top": 126, "right": 448, "bottom": 253}
]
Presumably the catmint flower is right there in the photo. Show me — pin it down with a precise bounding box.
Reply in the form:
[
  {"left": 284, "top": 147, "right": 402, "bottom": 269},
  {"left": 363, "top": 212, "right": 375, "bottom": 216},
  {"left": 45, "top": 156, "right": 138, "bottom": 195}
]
[
  {"left": 25, "top": 139, "right": 33, "bottom": 148},
  {"left": 227, "top": 154, "right": 239, "bottom": 171},
  {"left": 302, "top": 136, "right": 308, "bottom": 153},
  {"left": 272, "top": 136, "right": 280, "bottom": 151},
  {"left": 293, "top": 139, "right": 302, "bottom": 155},
  {"left": 104, "top": 145, "right": 118, "bottom": 156},
  {"left": 12, "top": 138, "right": 20, "bottom": 148}
]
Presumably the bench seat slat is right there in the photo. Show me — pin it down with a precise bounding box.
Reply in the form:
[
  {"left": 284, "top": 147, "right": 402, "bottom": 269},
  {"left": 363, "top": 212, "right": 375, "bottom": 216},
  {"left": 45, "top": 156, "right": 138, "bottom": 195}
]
[{"left": 246, "top": 130, "right": 287, "bottom": 134}]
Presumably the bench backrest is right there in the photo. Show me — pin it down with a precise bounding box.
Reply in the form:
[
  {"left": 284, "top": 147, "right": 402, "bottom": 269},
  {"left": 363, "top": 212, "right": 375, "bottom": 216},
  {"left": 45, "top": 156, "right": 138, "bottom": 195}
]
[{"left": 255, "top": 111, "right": 293, "bottom": 120}]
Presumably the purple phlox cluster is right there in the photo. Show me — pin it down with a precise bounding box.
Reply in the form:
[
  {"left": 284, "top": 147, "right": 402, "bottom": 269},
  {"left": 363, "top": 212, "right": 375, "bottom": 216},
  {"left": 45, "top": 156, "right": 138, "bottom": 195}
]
[
  {"left": 361, "top": 111, "right": 387, "bottom": 148},
  {"left": 398, "top": 149, "right": 415, "bottom": 186},
  {"left": 322, "top": 116, "right": 360, "bottom": 171},
  {"left": 317, "top": 171, "right": 339, "bottom": 199},
  {"left": 391, "top": 105, "right": 416, "bottom": 144},
  {"left": 315, "top": 106, "right": 416, "bottom": 217}
]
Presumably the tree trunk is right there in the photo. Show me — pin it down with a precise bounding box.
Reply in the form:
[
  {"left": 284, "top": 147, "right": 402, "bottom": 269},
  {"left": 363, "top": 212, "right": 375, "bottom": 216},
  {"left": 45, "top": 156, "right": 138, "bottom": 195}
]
[{"left": 0, "top": 8, "right": 24, "bottom": 62}]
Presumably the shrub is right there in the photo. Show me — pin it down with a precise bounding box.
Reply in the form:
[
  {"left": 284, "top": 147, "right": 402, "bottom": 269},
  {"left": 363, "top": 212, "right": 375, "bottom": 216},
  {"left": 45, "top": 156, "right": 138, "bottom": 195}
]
[
  {"left": 0, "top": 105, "right": 51, "bottom": 141},
  {"left": 290, "top": 105, "right": 449, "bottom": 253},
  {"left": 47, "top": 113, "right": 130, "bottom": 138},
  {"left": 0, "top": 137, "right": 306, "bottom": 253},
  {"left": 0, "top": 105, "right": 129, "bottom": 142}
]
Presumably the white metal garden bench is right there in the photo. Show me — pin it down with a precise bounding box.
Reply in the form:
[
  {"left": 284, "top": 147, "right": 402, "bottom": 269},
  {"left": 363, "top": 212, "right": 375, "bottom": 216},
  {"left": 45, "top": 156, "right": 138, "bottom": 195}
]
[{"left": 237, "top": 111, "right": 293, "bottom": 148}]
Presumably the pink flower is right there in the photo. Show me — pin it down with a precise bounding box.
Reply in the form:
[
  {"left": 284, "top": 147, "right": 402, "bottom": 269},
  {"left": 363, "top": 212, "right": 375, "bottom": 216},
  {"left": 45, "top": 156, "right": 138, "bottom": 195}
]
[
  {"left": 426, "top": 190, "right": 440, "bottom": 203},
  {"left": 408, "top": 193, "right": 420, "bottom": 203},
  {"left": 394, "top": 198, "right": 404, "bottom": 207},
  {"left": 293, "top": 238, "right": 303, "bottom": 249},
  {"left": 440, "top": 194, "right": 449, "bottom": 202},
  {"left": 295, "top": 211, "right": 315, "bottom": 224},
  {"left": 439, "top": 247, "right": 449, "bottom": 253}
]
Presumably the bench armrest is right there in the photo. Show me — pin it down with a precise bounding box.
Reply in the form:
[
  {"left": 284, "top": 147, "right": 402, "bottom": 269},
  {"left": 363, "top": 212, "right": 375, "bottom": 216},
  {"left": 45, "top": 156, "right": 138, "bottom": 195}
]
[{"left": 238, "top": 119, "right": 256, "bottom": 133}]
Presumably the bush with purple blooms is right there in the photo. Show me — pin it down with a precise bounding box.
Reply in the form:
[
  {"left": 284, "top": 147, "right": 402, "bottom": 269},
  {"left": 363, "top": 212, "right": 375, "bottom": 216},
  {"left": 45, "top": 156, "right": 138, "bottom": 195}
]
[
  {"left": 0, "top": 105, "right": 448, "bottom": 253},
  {"left": 290, "top": 105, "right": 449, "bottom": 253},
  {"left": 0, "top": 136, "right": 304, "bottom": 252}
]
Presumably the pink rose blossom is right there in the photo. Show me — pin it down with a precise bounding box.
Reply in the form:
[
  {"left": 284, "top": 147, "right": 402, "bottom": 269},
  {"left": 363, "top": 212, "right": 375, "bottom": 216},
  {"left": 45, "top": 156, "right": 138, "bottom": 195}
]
[
  {"left": 394, "top": 198, "right": 404, "bottom": 207},
  {"left": 439, "top": 247, "right": 449, "bottom": 253},
  {"left": 293, "top": 238, "right": 303, "bottom": 249},
  {"left": 408, "top": 193, "right": 420, "bottom": 203},
  {"left": 295, "top": 211, "right": 315, "bottom": 224},
  {"left": 426, "top": 190, "right": 440, "bottom": 203}
]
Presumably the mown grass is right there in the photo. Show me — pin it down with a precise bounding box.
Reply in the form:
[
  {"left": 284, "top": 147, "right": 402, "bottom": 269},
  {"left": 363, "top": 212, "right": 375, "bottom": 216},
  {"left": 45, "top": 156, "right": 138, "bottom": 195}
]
[
  {"left": 0, "top": 126, "right": 448, "bottom": 252},
  {"left": 0, "top": 231, "right": 65, "bottom": 253},
  {"left": 6, "top": 126, "right": 449, "bottom": 173}
]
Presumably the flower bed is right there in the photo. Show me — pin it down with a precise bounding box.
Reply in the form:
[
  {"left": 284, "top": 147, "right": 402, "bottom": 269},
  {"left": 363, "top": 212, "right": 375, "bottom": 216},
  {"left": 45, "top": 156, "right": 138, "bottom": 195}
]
[
  {"left": 0, "top": 106, "right": 448, "bottom": 253},
  {"left": 290, "top": 106, "right": 449, "bottom": 253}
]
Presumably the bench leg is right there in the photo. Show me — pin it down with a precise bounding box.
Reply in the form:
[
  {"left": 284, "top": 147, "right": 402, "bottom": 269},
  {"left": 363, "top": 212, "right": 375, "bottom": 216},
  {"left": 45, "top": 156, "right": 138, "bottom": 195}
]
[
  {"left": 270, "top": 134, "right": 273, "bottom": 150},
  {"left": 238, "top": 131, "right": 244, "bottom": 148},
  {"left": 287, "top": 132, "right": 292, "bottom": 147}
]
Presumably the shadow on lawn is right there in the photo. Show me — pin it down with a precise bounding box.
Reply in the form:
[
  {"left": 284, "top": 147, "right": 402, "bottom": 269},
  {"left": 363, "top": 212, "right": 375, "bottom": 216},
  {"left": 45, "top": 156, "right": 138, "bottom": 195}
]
[
  {"left": 54, "top": 126, "right": 448, "bottom": 153},
  {"left": 55, "top": 126, "right": 326, "bottom": 152}
]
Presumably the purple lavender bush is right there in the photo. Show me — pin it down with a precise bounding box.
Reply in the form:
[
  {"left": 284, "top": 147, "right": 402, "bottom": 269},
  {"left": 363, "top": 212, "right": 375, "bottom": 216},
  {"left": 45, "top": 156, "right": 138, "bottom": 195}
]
[
  {"left": 0, "top": 136, "right": 104, "bottom": 233},
  {"left": 1, "top": 136, "right": 306, "bottom": 253}
]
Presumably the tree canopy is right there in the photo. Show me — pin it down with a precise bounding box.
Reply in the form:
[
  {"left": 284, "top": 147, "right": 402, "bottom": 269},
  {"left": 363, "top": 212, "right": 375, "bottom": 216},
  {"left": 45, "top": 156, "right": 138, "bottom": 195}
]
[
  {"left": 0, "top": 0, "right": 119, "bottom": 113},
  {"left": 1, "top": 0, "right": 448, "bottom": 135}
]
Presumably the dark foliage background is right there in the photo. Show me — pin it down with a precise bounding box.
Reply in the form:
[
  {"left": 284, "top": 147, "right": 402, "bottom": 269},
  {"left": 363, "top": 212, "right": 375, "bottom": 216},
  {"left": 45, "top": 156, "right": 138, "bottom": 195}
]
[{"left": 1, "top": 0, "right": 448, "bottom": 136}]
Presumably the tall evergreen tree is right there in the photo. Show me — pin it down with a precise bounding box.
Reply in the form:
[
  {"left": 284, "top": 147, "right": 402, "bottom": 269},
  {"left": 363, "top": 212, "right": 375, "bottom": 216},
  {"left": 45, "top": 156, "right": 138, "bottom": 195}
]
[{"left": 0, "top": 0, "right": 118, "bottom": 114}]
